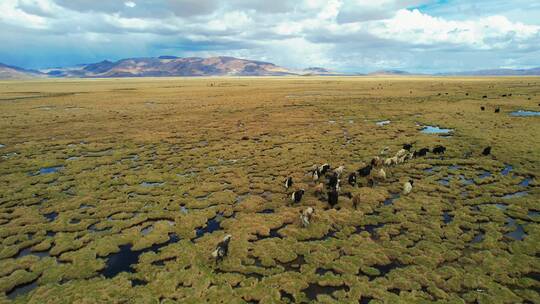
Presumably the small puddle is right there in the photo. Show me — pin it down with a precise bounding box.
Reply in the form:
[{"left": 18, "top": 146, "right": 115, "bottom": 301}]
[
  {"left": 423, "top": 166, "right": 440, "bottom": 174},
  {"left": 502, "top": 191, "right": 528, "bottom": 199},
  {"left": 16, "top": 248, "right": 49, "bottom": 259},
  {"left": 44, "top": 212, "right": 58, "bottom": 221},
  {"left": 141, "top": 226, "right": 153, "bottom": 236},
  {"left": 495, "top": 203, "right": 508, "bottom": 210},
  {"left": 316, "top": 268, "right": 339, "bottom": 276},
  {"left": 280, "top": 255, "right": 305, "bottom": 272},
  {"left": 131, "top": 279, "right": 147, "bottom": 287},
  {"left": 442, "top": 211, "right": 454, "bottom": 224},
  {"left": 355, "top": 223, "right": 384, "bottom": 238},
  {"left": 102, "top": 233, "right": 180, "bottom": 278},
  {"left": 478, "top": 171, "right": 492, "bottom": 179},
  {"left": 501, "top": 164, "right": 513, "bottom": 176},
  {"left": 420, "top": 125, "right": 453, "bottom": 134},
  {"left": 383, "top": 193, "right": 400, "bottom": 206},
  {"left": 7, "top": 279, "right": 39, "bottom": 300},
  {"left": 281, "top": 291, "right": 295, "bottom": 302},
  {"left": 459, "top": 175, "right": 474, "bottom": 185},
  {"left": 372, "top": 261, "right": 403, "bottom": 277},
  {"left": 360, "top": 297, "right": 375, "bottom": 304},
  {"left": 66, "top": 156, "right": 80, "bottom": 161},
  {"left": 470, "top": 232, "right": 484, "bottom": 244},
  {"left": 180, "top": 206, "right": 189, "bottom": 214},
  {"left": 258, "top": 224, "right": 286, "bottom": 240},
  {"left": 121, "top": 155, "right": 139, "bottom": 161},
  {"left": 519, "top": 177, "right": 532, "bottom": 187},
  {"left": 0, "top": 144, "right": 5, "bottom": 148},
  {"left": 141, "top": 181, "right": 164, "bottom": 187},
  {"left": 376, "top": 120, "right": 391, "bottom": 126},
  {"left": 438, "top": 178, "right": 450, "bottom": 186},
  {"left": 194, "top": 217, "right": 222, "bottom": 239},
  {"left": 505, "top": 218, "right": 526, "bottom": 240},
  {"left": 257, "top": 209, "right": 275, "bottom": 214},
  {"left": 34, "top": 166, "right": 64, "bottom": 175},
  {"left": 528, "top": 211, "right": 539, "bottom": 218},
  {"left": 302, "top": 283, "right": 349, "bottom": 301},
  {"left": 510, "top": 110, "right": 540, "bottom": 117}
]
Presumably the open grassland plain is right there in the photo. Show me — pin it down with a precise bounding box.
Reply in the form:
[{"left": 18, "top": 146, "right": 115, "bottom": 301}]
[{"left": 0, "top": 77, "right": 539, "bottom": 304}]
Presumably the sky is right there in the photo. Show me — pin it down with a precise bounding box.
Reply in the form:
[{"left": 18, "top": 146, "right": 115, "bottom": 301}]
[{"left": 1, "top": 0, "right": 539, "bottom": 73}]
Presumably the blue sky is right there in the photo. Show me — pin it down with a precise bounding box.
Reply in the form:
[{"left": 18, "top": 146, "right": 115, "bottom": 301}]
[{"left": 1, "top": 0, "right": 539, "bottom": 73}]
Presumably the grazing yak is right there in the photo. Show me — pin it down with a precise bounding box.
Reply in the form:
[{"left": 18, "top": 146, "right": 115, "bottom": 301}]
[
  {"left": 212, "top": 235, "right": 232, "bottom": 261},
  {"left": 348, "top": 172, "right": 357, "bottom": 186},
  {"left": 432, "top": 145, "right": 446, "bottom": 154},
  {"left": 327, "top": 173, "right": 339, "bottom": 190},
  {"left": 291, "top": 189, "right": 305, "bottom": 203},
  {"left": 352, "top": 194, "right": 361, "bottom": 209},
  {"left": 414, "top": 148, "right": 429, "bottom": 158},
  {"left": 403, "top": 143, "right": 413, "bottom": 151},
  {"left": 312, "top": 169, "right": 319, "bottom": 182},
  {"left": 334, "top": 166, "right": 345, "bottom": 177},
  {"left": 284, "top": 177, "right": 293, "bottom": 189},
  {"left": 300, "top": 207, "right": 314, "bottom": 227},
  {"left": 357, "top": 164, "right": 373, "bottom": 177},
  {"left": 327, "top": 190, "right": 339, "bottom": 207},
  {"left": 403, "top": 179, "right": 414, "bottom": 195},
  {"left": 319, "top": 164, "right": 331, "bottom": 175}
]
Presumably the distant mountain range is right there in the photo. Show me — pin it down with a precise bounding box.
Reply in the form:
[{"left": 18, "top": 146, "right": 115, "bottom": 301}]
[
  {"left": 440, "top": 67, "right": 540, "bottom": 76},
  {"left": 1, "top": 56, "right": 539, "bottom": 79},
  {"left": 0, "top": 63, "right": 45, "bottom": 79},
  {"left": 367, "top": 70, "right": 417, "bottom": 76},
  {"left": 39, "top": 56, "right": 299, "bottom": 78}
]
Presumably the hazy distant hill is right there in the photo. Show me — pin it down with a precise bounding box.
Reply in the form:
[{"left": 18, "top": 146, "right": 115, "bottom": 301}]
[
  {"left": 3, "top": 57, "right": 540, "bottom": 79},
  {"left": 442, "top": 67, "right": 540, "bottom": 76},
  {"left": 0, "top": 63, "right": 44, "bottom": 79},
  {"left": 368, "top": 70, "right": 415, "bottom": 76},
  {"left": 42, "top": 56, "right": 299, "bottom": 77},
  {"left": 301, "top": 67, "right": 346, "bottom": 76}
]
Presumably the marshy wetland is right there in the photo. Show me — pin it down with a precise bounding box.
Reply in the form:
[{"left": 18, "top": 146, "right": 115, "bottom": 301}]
[{"left": 0, "top": 77, "right": 539, "bottom": 303}]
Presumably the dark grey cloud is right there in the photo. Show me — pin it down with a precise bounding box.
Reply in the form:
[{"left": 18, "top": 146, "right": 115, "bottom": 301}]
[
  {"left": 226, "top": 0, "right": 296, "bottom": 14},
  {"left": 1, "top": 0, "right": 539, "bottom": 73},
  {"left": 52, "top": 0, "right": 222, "bottom": 18},
  {"left": 165, "top": 0, "right": 221, "bottom": 17}
]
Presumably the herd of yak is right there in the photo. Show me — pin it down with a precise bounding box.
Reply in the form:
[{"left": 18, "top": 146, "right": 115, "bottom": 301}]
[{"left": 212, "top": 142, "right": 493, "bottom": 261}]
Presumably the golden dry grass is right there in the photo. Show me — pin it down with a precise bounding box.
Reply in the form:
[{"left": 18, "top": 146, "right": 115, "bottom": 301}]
[{"left": 0, "top": 76, "right": 539, "bottom": 303}]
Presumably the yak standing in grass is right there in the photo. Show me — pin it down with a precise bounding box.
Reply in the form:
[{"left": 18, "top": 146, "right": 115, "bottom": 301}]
[
  {"left": 403, "top": 180, "right": 414, "bottom": 195},
  {"left": 433, "top": 145, "right": 446, "bottom": 154},
  {"left": 291, "top": 189, "right": 305, "bottom": 203},
  {"left": 300, "top": 207, "right": 314, "bottom": 227},
  {"left": 348, "top": 172, "right": 357, "bottom": 186},
  {"left": 284, "top": 177, "right": 293, "bottom": 189},
  {"left": 327, "top": 190, "right": 338, "bottom": 208},
  {"left": 212, "top": 235, "right": 232, "bottom": 262}
]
